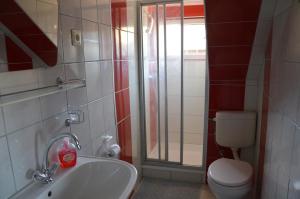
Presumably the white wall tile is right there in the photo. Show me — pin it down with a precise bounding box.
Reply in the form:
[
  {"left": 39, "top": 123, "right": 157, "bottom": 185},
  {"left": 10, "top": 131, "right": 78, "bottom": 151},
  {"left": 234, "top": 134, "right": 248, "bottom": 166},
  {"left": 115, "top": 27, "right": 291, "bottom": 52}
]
[
  {"left": 99, "top": 24, "right": 112, "bottom": 60},
  {"left": 0, "top": 137, "right": 16, "bottom": 199},
  {"left": 244, "top": 83, "right": 259, "bottom": 111},
  {"left": 40, "top": 92, "right": 68, "bottom": 120},
  {"left": 274, "top": 0, "right": 293, "bottom": 15},
  {"left": 129, "top": 60, "right": 138, "bottom": 87},
  {"left": 67, "top": 87, "right": 88, "bottom": 107},
  {"left": 285, "top": 3, "right": 300, "bottom": 63},
  {"left": 81, "top": 0, "right": 98, "bottom": 22},
  {"left": 65, "top": 63, "right": 88, "bottom": 106},
  {"left": 288, "top": 128, "right": 300, "bottom": 199},
  {"left": 3, "top": 99, "right": 42, "bottom": 133},
  {"left": 61, "top": 15, "right": 84, "bottom": 63},
  {"left": 42, "top": 112, "right": 70, "bottom": 138},
  {"left": 100, "top": 61, "right": 114, "bottom": 96},
  {"left": 59, "top": 0, "right": 81, "bottom": 18},
  {"left": 103, "top": 94, "right": 115, "bottom": 131},
  {"left": 37, "top": 65, "right": 65, "bottom": 87},
  {"left": 65, "top": 62, "right": 85, "bottom": 80},
  {"left": 0, "top": 108, "right": 5, "bottom": 136},
  {"left": 252, "top": 19, "right": 272, "bottom": 48},
  {"left": 0, "top": 32, "right": 7, "bottom": 64},
  {"left": 127, "top": 0, "right": 136, "bottom": 33},
  {"left": 97, "top": 0, "right": 111, "bottom": 25},
  {"left": 275, "top": 118, "right": 296, "bottom": 197},
  {"left": 83, "top": 20, "right": 100, "bottom": 61},
  {"left": 88, "top": 99, "right": 105, "bottom": 139},
  {"left": 0, "top": 70, "right": 38, "bottom": 95},
  {"left": 85, "top": 61, "right": 102, "bottom": 101},
  {"left": 129, "top": 84, "right": 139, "bottom": 117},
  {"left": 7, "top": 123, "right": 44, "bottom": 190},
  {"left": 78, "top": 144, "right": 93, "bottom": 156},
  {"left": 128, "top": 32, "right": 135, "bottom": 59},
  {"left": 69, "top": 105, "right": 92, "bottom": 148}
]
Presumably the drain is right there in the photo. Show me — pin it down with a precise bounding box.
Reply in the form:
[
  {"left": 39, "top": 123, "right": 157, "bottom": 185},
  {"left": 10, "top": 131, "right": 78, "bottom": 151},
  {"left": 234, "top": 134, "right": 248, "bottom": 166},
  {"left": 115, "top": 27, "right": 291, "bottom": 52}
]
[{"left": 48, "top": 191, "right": 52, "bottom": 197}]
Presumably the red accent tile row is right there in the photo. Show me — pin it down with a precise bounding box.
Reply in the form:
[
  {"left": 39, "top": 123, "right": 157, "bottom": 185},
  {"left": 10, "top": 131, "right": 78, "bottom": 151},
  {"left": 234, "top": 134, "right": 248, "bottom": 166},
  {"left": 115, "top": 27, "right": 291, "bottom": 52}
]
[
  {"left": 111, "top": 0, "right": 127, "bottom": 31},
  {"left": 115, "top": 88, "right": 131, "bottom": 123},
  {"left": 111, "top": 0, "right": 133, "bottom": 164},
  {"left": 112, "top": 28, "right": 128, "bottom": 61},
  {"left": 117, "top": 117, "right": 133, "bottom": 163},
  {"left": 114, "top": 61, "right": 129, "bottom": 92}
]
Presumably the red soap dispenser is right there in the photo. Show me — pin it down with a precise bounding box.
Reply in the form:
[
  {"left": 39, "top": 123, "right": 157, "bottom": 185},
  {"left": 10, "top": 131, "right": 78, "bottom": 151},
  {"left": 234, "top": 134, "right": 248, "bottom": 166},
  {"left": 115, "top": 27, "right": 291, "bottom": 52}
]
[{"left": 58, "top": 138, "right": 77, "bottom": 168}]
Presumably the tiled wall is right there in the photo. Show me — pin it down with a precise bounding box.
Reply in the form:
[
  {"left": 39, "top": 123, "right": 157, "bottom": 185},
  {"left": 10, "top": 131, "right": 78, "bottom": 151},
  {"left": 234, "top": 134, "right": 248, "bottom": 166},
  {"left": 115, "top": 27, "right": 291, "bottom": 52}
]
[
  {"left": 243, "top": 0, "right": 276, "bottom": 196},
  {"left": 111, "top": 0, "right": 141, "bottom": 174},
  {"left": 260, "top": 0, "right": 300, "bottom": 198},
  {"left": 0, "top": 1, "right": 118, "bottom": 198},
  {"left": 205, "top": 0, "right": 261, "bottom": 170}
]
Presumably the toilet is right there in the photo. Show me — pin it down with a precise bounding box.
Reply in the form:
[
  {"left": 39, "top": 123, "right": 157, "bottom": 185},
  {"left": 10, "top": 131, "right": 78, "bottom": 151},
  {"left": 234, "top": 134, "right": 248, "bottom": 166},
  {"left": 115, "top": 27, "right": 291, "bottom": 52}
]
[{"left": 207, "top": 111, "right": 256, "bottom": 199}]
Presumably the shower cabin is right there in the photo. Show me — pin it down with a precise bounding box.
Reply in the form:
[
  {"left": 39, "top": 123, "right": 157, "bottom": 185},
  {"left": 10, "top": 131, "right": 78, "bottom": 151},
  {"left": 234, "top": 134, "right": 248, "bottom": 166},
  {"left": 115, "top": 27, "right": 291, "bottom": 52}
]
[{"left": 138, "top": 0, "right": 208, "bottom": 179}]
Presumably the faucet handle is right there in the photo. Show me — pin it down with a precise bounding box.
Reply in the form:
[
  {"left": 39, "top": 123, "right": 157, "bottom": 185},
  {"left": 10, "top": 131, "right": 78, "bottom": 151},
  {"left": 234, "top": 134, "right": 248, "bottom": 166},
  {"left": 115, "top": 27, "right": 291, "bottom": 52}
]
[
  {"left": 48, "top": 163, "right": 59, "bottom": 177},
  {"left": 33, "top": 170, "right": 53, "bottom": 184},
  {"left": 33, "top": 163, "right": 59, "bottom": 184}
]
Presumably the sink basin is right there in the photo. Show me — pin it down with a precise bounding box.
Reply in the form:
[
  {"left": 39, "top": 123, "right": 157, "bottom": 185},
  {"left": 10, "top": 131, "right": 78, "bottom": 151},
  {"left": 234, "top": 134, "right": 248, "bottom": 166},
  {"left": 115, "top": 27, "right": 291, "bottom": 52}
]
[{"left": 11, "top": 157, "right": 137, "bottom": 199}]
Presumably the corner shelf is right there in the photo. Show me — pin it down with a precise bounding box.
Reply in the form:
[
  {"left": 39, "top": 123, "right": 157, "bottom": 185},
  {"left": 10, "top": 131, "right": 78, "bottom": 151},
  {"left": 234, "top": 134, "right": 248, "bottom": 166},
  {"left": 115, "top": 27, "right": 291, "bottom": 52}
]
[{"left": 0, "top": 80, "right": 86, "bottom": 107}]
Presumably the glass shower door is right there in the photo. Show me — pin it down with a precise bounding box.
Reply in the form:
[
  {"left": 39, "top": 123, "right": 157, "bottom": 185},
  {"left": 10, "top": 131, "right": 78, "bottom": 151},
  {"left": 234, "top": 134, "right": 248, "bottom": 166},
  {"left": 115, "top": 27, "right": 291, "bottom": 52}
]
[{"left": 140, "top": 0, "right": 206, "bottom": 167}]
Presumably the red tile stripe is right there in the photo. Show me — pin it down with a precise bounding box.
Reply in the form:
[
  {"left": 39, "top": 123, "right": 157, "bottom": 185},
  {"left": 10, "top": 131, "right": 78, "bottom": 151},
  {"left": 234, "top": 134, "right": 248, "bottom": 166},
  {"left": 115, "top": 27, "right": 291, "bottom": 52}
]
[{"left": 111, "top": 0, "right": 133, "bottom": 163}]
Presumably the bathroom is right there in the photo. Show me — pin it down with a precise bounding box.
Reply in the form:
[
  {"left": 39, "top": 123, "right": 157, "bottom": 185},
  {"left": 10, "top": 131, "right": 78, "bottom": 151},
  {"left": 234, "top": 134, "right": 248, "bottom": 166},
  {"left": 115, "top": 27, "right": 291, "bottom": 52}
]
[{"left": 0, "top": 0, "right": 299, "bottom": 198}]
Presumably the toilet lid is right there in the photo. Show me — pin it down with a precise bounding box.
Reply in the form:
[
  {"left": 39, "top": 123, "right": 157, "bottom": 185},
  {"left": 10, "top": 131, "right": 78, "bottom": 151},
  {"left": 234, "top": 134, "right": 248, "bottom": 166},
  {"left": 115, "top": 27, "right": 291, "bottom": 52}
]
[{"left": 208, "top": 158, "right": 253, "bottom": 187}]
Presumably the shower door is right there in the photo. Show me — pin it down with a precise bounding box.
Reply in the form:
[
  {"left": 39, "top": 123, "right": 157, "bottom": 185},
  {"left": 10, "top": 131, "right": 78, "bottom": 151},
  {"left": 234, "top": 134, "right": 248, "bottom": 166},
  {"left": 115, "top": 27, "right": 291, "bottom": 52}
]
[{"left": 139, "top": 0, "right": 207, "bottom": 167}]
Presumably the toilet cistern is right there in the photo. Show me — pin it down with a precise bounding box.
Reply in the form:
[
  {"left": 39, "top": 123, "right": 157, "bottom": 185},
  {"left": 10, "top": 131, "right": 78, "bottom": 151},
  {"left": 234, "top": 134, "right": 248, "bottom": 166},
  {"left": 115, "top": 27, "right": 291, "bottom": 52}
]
[{"left": 33, "top": 132, "right": 81, "bottom": 184}]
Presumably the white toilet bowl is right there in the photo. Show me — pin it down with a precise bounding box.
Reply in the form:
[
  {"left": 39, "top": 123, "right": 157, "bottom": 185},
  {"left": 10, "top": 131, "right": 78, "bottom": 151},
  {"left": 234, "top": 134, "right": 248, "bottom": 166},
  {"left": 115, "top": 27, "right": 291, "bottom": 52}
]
[{"left": 207, "top": 158, "right": 253, "bottom": 199}]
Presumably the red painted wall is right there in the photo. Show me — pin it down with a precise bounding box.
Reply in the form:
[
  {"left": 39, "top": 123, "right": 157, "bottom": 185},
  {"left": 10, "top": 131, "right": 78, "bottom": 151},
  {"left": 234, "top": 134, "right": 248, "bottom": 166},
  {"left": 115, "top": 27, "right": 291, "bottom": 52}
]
[{"left": 205, "top": 0, "right": 261, "bottom": 170}]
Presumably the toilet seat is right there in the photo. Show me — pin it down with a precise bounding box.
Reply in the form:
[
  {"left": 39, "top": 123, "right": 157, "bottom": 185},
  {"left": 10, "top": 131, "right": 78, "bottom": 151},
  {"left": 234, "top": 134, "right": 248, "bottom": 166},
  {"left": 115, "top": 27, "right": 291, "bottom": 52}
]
[{"left": 208, "top": 158, "right": 253, "bottom": 187}]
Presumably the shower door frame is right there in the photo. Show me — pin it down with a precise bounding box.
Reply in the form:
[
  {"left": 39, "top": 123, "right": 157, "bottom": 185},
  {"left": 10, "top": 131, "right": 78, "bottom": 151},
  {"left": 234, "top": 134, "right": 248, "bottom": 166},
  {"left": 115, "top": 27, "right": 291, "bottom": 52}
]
[{"left": 137, "top": 0, "right": 209, "bottom": 170}]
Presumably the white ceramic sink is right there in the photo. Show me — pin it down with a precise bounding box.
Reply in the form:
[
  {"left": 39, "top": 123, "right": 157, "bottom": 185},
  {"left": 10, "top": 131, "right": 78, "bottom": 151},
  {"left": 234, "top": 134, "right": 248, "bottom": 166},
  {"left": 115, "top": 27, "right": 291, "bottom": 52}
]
[{"left": 11, "top": 157, "right": 137, "bottom": 199}]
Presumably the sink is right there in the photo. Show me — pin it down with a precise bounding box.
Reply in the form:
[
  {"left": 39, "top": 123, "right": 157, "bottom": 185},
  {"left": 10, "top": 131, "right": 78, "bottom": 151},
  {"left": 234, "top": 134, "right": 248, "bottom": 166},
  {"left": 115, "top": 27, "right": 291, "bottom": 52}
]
[{"left": 11, "top": 157, "right": 137, "bottom": 199}]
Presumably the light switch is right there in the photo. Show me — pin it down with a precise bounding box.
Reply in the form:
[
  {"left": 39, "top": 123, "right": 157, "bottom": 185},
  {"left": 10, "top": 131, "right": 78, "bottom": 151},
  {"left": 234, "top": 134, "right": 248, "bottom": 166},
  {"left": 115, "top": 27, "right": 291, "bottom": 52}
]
[{"left": 71, "top": 29, "right": 82, "bottom": 46}]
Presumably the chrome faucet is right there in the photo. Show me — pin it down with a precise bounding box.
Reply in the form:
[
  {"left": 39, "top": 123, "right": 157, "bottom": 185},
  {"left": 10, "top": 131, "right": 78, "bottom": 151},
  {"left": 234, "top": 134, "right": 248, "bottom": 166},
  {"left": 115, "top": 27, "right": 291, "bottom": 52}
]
[{"left": 33, "top": 132, "right": 81, "bottom": 184}]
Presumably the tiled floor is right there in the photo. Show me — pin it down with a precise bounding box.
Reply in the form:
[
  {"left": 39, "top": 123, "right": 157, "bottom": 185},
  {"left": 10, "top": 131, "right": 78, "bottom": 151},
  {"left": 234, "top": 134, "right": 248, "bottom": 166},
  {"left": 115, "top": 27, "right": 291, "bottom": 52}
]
[
  {"left": 148, "top": 143, "right": 203, "bottom": 166},
  {"left": 132, "top": 178, "right": 216, "bottom": 199}
]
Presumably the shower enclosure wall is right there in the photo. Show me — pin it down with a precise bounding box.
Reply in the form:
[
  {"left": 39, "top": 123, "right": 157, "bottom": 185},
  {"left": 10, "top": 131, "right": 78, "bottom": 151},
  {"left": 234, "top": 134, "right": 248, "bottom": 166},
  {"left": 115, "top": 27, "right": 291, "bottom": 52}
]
[{"left": 139, "top": 0, "right": 207, "bottom": 168}]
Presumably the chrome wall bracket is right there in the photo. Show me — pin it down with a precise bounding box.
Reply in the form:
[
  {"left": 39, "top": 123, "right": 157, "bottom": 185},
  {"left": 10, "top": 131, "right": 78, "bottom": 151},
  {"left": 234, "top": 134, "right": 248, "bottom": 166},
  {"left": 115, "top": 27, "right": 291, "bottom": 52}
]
[{"left": 65, "top": 110, "right": 85, "bottom": 127}]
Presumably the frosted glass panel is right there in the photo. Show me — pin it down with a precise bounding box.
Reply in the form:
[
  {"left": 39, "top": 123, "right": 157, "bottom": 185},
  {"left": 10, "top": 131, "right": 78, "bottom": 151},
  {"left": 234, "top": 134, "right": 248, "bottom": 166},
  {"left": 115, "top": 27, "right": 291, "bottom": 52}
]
[
  {"left": 141, "top": 2, "right": 207, "bottom": 167},
  {"left": 183, "top": 18, "right": 206, "bottom": 166},
  {"left": 142, "top": 5, "right": 159, "bottom": 160},
  {"left": 166, "top": 3, "right": 182, "bottom": 163}
]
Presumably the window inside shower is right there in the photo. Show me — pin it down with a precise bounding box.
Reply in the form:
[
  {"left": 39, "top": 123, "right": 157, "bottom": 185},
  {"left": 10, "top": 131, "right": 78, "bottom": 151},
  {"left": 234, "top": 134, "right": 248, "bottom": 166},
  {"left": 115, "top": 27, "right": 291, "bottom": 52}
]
[{"left": 140, "top": 0, "right": 207, "bottom": 167}]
